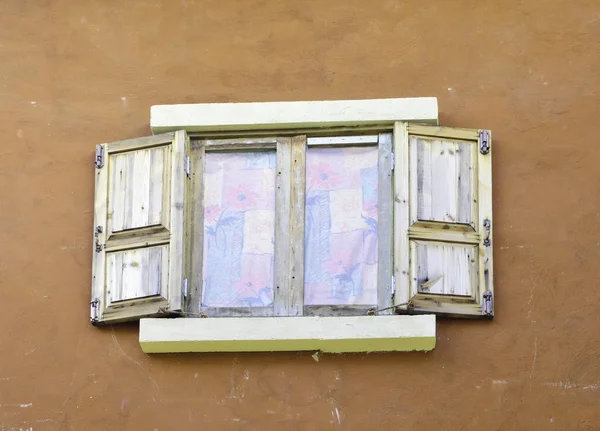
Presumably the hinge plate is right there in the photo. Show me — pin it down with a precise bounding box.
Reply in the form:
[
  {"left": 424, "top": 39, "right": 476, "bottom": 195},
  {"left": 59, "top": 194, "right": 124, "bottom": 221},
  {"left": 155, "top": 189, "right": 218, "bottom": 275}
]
[
  {"left": 185, "top": 155, "right": 191, "bottom": 178},
  {"left": 90, "top": 298, "right": 100, "bottom": 323},
  {"left": 390, "top": 152, "right": 395, "bottom": 172},
  {"left": 483, "top": 218, "right": 491, "bottom": 246},
  {"left": 95, "top": 145, "right": 105, "bottom": 169},
  {"left": 391, "top": 275, "right": 396, "bottom": 294},
  {"left": 482, "top": 291, "right": 493, "bottom": 317},
  {"left": 479, "top": 130, "right": 490, "bottom": 155},
  {"left": 182, "top": 278, "right": 188, "bottom": 297}
]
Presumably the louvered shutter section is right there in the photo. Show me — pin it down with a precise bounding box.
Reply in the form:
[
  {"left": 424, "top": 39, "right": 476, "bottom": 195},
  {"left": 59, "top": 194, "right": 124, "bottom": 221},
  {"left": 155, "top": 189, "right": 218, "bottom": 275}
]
[
  {"left": 394, "top": 123, "right": 493, "bottom": 317},
  {"left": 91, "top": 131, "right": 190, "bottom": 324}
]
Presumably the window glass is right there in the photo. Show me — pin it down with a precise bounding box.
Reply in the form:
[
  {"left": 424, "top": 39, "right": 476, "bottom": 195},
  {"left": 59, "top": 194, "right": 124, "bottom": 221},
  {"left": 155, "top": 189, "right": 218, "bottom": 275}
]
[
  {"left": 304, "top": 146, "right": 379, "bottom": 305},
  {"left": 202, "top": 151, "right": 277, "bottom": 307}
]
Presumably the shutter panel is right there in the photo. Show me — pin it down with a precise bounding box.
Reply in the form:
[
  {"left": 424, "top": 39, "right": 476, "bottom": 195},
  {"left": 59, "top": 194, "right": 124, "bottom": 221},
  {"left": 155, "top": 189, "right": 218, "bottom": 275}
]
[
  {"left": 91, "top": 131, "right": 190, "bottom": 324},
  {"left": 394, "top": 123, "right": 493, "bottom": 317}
]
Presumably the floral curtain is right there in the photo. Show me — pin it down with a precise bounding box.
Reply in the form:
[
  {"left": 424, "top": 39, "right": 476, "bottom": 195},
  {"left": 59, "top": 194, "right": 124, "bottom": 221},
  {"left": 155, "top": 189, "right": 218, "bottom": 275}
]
[
  {"left": 304, "top": 146, "right": 379, "bottom": 305},
  {"left": 202, "top": 152, "right": 276, "bottom": 307}
]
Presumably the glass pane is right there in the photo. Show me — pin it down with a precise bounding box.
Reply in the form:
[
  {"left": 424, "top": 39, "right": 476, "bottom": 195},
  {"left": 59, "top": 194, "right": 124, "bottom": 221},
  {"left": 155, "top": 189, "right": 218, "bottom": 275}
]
[
  {"left": 202, "top": 152, "right": 276, "bottom": 307},
  {"left": 304, "top": 146, "right": 379, "bottom": 305}
]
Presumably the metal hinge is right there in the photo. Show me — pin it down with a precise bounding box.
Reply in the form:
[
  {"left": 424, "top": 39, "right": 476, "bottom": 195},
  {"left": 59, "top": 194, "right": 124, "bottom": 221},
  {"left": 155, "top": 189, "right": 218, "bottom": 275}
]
[
  {"left": 185, "top": 155, "right": 191, "bottom": 178},
  {"left": 182, "top": 278, "right": 188, "bottom": 297},
  {"left": 95, "top": 238, "right": 103, "bottom": 253},
  {"left": 90, "top": 298, "right": 100, "bottom": 323},
  {"left": 479, "top": 130, "right": 490, "bottom": 155},
  {"left": 482, "top": 291, "right": 493, "bottom": 317},
  {"left": 390, "top": 152, "right": 395, "bottom": 172},
  {"left": 483, "top": 219, "right": 491, "bottom": 246},
  {"left": 391, "top": 275, "right": 396, "bottom": 295},
  {"left": 95, "top": 145, "right": 105, "bottom": 169}
]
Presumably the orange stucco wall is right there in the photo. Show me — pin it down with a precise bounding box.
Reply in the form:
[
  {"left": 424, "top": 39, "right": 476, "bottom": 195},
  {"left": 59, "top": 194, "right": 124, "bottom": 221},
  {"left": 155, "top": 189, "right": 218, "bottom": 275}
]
[{"left": 1, "top": 1, "right": 599, "bottom": 429}]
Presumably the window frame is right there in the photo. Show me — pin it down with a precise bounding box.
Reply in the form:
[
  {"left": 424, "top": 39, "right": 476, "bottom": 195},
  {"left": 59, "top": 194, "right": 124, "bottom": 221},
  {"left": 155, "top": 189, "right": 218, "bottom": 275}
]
[
  {"left": 91, "top": 98, "right": 482, "bottom": 353},
  {"left": 189, "top": 136, "right": 292, "bottom": 318},
  {"left": 188, "top": 132, "right": 395, "bottom": 318}
]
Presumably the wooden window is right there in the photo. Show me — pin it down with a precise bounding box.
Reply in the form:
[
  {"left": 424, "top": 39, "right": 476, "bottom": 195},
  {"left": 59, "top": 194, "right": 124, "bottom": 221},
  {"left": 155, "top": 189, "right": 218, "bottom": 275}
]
[
  {"left": 186, "top": 134, "right": 393, "bottom": 318},
  {"left": 303, "top": 134, "right": 393, "bottom": 316},
  {"left": 188, "top": 137, "right": 293, "bottom": 317},
  {"left": 91, "top": 122, "right": 493, "bottom": 323},
  {"left": 91, "top": 132, "right": 190, "bottom": 324},
  {"left": 393, "top": 124, "right": 494, "bottom": 317}
]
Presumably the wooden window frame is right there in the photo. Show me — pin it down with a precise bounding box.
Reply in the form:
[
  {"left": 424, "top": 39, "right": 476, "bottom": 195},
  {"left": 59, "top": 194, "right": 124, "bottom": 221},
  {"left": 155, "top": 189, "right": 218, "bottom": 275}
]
[{"left": 187, "top": 133, "right": 395, "bottom": 318}]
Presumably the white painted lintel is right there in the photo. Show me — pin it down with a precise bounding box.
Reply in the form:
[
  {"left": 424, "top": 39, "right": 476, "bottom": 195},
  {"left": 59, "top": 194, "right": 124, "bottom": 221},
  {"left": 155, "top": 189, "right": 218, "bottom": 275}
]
[
  {"left": 150, "top": 97, "right": 438, "bottom": 134},
  {"left": 139, "top": 315, "right": 436, "bottom": 354}
]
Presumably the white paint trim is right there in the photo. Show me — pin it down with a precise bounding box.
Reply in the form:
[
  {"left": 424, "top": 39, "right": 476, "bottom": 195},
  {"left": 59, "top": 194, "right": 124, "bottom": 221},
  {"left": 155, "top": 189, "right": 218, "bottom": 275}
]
[
  {"left": 150, "top": 98, "right": 439, "bottom": 134},
  {"left": 139, "top": 315, "right": 436, "bottom": 353}
]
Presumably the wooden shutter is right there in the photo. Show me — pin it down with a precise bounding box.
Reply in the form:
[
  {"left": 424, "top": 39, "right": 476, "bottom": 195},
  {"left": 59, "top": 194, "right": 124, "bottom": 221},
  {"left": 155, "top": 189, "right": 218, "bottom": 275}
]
[
  {"left": 91, "top": 131, "right": 190, "bottom": 324},
  {"left": 394, "top": 123, "right": 493, "bottom": 317}
]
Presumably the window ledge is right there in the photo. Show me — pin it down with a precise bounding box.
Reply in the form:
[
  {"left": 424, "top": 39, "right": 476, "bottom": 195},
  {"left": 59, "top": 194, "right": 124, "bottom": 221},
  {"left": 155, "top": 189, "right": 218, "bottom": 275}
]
[
  {"left": 150, "top": 97, "right": 438, "bottom": 134},
  {"left": 139, "top": 315, "right": 436, "bottom": 354}
]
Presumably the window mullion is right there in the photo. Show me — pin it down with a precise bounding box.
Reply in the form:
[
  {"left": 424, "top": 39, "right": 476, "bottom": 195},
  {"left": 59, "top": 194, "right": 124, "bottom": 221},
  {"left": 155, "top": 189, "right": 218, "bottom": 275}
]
[
  {"left": 288, "top": 135, "right": 307, "bottom": 316},
  {"left": 274, "top": 137, "right": 292, "bottom": 316}
]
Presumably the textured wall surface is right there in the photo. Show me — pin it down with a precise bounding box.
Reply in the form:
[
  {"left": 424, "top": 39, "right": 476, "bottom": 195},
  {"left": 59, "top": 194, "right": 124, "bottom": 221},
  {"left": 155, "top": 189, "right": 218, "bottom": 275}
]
[{"left": 0, "top": 0, "right": 599, "bottom": 430}]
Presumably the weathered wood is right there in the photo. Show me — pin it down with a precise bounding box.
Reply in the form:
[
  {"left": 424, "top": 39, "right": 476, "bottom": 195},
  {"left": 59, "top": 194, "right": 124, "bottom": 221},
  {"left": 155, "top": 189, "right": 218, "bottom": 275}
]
[
  {"left": 104, "top": 232, "right": 170, "bottom": 252},
  {"left": 108, "top": 146, "right": 169, "bottom": 235},
  {"left": 377, "top": 132, "right": 394, "bottom": 314},
  {"left": 477, "top": 129, "right": 494, "bottom": 316},
  {"left": 91, "top": 144, "right": 108, "bottom": 322},
  {"left": 188, "top": 125, "right": 391, "bottom": 139},
  {"left": 205, "top": 137, "right": 278, "bottom": 151},
  {"left": 410, "top": 220, "right": 476, "bottom": 233},
  {"left": 189, "top": 140, "right": 205, "bottom": 315},
  {"left": 91, "top": 131, "right": 190, "bottom": 324},
  {"left": 393, "top": 122, "right": 410, "bottom": 310},
  {"left": 303, "top": 305, "right": 374, "bottom": 316},
  {"left": 406, "top": 240, "right": 480, "bottom": 315},
  {"left": 407, "top": 124, "right": 479, "bottom": 141},
  {"left": 193, "top": 137, "right": 293, "bottom": 316},
  {"left": 167, "top": 130, "right": 188, "bottom": 312},
  {"left": 307, "top": 135, "right": 379, "bottom": 146},
  {"left": 96, "top": 299, "right": 173, "bottom": 325},
  {"left": 288, "top": 136, "right": 306, "bottom": 316},
  {"left": 399, "top": 124, "right": 493, "bottom": 318},
  {"left": 205, "top": 137, "right": 278, "bottom": 146},
  {"left": 274, "top": 138, "right": 292, "bottom": 316},
  {"left": 410, "top": 136, "right": 474, "bottom": 226},
  {"left": 198, "top": 306, "right": 274, "bottom": 317},
  {"left": 405, "top": 295, "right": 482, "bottom": 317},
  {"left": 412, "top": 240, "right": 477, "bottom": 297},
  {"left": 408, "top": 226, "right": 479, "bottom": 245},
  {"left": 104, "top": 132, "right": 176, "bottom": 153},
  {"left": 106, "top": 245, "right": 169, "bottom": 303}
]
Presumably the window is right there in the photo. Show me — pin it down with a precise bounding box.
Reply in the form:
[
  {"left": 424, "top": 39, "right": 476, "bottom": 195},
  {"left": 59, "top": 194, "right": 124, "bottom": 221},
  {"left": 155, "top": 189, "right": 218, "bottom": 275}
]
[
  {"left": 189, "top": 134, "right": 393, "bottom": 318},
  {"left": 91, "top": 121, "right": 493, "bottom": 324}
]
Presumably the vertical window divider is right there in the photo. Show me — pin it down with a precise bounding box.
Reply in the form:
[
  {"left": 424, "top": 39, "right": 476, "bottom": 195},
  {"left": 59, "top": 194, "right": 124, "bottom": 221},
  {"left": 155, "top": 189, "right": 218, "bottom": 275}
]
[
  {"left": 274, "top": 137, "right": 292, "bottom": 316},
  {"left": 287, "top": 135, "right": 307, "bottom": 316}
]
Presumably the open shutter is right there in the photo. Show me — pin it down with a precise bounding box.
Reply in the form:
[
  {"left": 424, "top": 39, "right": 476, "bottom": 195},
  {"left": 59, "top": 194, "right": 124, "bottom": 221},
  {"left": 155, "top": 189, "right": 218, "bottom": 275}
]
[
  {"left": 394, "top": 123, "right": 493, "bottom": 317},
  {"left": 91, "top": 131, "right": 190, "bottom": 324}
]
